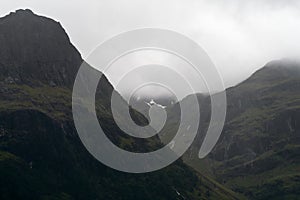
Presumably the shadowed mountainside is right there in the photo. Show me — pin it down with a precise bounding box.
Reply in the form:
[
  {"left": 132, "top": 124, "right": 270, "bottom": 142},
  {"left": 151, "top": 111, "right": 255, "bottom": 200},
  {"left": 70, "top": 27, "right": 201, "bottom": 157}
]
[{"left": 0, "top": 9, "right": 240, "bottom": 200}]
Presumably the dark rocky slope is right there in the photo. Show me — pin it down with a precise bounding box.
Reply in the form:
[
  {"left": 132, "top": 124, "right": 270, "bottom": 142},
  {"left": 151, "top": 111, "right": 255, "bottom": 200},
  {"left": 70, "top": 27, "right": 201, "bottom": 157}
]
[{"left": 0, "top": 9, "right": 239, "bottom": 200}]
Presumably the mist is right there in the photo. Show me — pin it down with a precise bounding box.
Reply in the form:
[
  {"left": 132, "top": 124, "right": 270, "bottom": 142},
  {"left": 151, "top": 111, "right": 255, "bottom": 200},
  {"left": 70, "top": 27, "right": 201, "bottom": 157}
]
[{"left": 1, "top": 0, "right": 300, "bottom": 99}]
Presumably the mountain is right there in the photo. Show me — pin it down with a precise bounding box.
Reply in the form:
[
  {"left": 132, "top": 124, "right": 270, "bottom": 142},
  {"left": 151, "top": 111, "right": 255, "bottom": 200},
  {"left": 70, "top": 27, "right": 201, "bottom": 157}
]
[
  {"left": 0, "top": 9, "right": 81, "bottom": 87},
  {"left": 181, "top": 59, "right": 300, "bottom": 200},
  {"left": 0, "top": 9, "right": 240, "bottom": 200}
]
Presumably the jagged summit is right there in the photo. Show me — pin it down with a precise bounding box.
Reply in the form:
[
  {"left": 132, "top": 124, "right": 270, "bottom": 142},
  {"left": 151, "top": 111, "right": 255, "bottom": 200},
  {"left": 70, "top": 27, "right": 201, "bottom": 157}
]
[
  {"left": 1, "top": 9, "right": 35, "bottom": 19},
  {"left": 1, "top": 9, "right": 58, "bottom": 27},
  {"left": 0, "top": 9, "right": 82, "bottom": 87},
  {"left": 9, "top": 9, "right": 35, "bottom": 15}
]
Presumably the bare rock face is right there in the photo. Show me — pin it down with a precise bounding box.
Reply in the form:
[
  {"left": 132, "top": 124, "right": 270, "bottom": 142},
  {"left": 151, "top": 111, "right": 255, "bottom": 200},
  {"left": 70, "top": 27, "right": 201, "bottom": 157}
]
[{"left": 0, "top": 9, "right": 82, "bottom": 87}]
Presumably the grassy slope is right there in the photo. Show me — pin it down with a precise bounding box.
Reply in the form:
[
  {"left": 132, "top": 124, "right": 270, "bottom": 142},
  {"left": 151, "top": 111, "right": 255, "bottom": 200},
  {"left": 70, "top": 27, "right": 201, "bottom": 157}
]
[
  {"left": 183, "top": 62, "right": 300, "bottom": 199},
  {"left": 0, "top": 82, "right": 241, "bottom": 200}
]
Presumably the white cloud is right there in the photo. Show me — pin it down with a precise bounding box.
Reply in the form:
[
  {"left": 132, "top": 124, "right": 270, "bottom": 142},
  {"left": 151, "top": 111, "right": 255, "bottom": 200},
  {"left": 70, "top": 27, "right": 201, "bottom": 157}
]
[{"left": 1, "top": 0, "right": 300, "bottom": 95}]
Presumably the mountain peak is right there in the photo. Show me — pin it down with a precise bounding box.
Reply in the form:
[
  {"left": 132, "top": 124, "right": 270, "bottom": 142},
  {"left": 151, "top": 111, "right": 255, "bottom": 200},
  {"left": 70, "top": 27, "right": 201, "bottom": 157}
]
[
  {"left": 0, "top": 9, "right": 82, "bottom": 87},
  {"left": 13, "top": 9, "right": 34, "bottom": 15},
  {"left": 2, "top": 9, "right": 43, "bottom": 22},
  {"left": 236, "top": 59, "right": 300, "bottom": 88},
  {"left": 265, "top": 58, "right": 300, "bottom": 68},
  {"left": 258, "top": 59, "right": 300, "bottom": 78}
]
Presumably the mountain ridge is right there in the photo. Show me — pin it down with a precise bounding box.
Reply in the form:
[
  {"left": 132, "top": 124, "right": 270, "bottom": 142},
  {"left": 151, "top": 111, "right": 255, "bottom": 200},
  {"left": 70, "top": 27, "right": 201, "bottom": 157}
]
[
  {"left": 0, "top": 9, "right": 240, "bottom": 200},
  {"left": 0, "top": 9, "right": 81, "bottom": 87},
  {"left": 180, "top": 59, "right": 300, "bottom": 200}
]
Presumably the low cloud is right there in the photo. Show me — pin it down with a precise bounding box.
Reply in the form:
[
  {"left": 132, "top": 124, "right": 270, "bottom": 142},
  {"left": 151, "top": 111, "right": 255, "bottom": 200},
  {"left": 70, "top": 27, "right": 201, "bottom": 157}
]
[{"left": 1, "top": 0, "right": 300, "bottom": 97}]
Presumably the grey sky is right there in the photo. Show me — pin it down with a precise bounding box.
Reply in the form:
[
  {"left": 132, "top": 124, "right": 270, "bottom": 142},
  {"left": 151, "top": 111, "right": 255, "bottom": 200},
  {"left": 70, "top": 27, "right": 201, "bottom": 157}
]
[{"left": 1, "top": 0, "right": 300, "bottom": 97}]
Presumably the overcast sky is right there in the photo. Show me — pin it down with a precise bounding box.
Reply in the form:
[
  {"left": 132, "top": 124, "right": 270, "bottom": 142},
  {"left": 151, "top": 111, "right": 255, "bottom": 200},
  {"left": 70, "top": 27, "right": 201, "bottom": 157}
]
[{"left": 1, "top": 0, "right": 300, "bottom": 98}]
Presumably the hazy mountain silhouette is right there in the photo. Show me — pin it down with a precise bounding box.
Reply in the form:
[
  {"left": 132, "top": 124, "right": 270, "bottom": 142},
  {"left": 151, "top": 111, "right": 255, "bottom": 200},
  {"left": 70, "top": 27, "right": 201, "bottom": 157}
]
[{"left": 178, "top": 59, "right": 300, "bottom": 200}]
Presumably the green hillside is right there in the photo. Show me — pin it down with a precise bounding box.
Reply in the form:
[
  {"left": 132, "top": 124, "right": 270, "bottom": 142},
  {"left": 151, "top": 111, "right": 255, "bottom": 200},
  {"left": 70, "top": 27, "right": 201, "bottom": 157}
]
[{"left": 183, "top": 59, "right": 300, "bottom": 200}]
